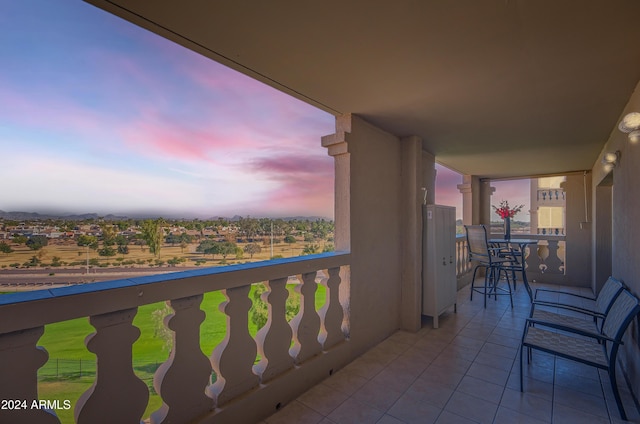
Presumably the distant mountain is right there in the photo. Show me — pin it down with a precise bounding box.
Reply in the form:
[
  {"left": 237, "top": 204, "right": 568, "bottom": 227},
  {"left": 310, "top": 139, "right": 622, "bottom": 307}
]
[
  {"left": 0, "top": 210, "right": 127, "bottom": 221},
  {"left": 0, "top": 210, "right": 332, "bottom": 222}
]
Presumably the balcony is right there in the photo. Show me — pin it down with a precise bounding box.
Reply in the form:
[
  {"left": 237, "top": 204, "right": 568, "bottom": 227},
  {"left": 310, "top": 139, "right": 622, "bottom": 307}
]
[
  {"left": 5, "top": 3, "right": 640, "bottom": 422},
  {"left": 265, "top": 283, "right": 640, "bottom": 424},
  {"left": 1, "top": 243, "right": 637, "bottom": 423}
]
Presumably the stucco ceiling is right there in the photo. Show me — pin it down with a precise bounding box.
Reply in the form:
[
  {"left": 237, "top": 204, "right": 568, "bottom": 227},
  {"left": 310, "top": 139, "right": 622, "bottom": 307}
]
[{"left": 87, "top": 0, "right": 640, "bottom": 178}]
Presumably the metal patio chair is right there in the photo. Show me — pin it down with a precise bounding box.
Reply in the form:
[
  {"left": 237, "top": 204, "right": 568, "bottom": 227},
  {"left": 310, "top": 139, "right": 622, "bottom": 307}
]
[
  {"left": 520, "top": 289, "right": 640, "bottom": 421},
  {"left": 529, "top": 276, "right": 625, "bottom": 335},
  {"left": 465, "top": 225, "right": 513, "bottom": 308}
]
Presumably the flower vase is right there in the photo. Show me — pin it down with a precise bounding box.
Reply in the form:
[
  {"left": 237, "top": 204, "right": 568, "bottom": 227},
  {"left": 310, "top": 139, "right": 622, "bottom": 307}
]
[{"left": 504, "top": 217, "right": 511, "bottom": 240}]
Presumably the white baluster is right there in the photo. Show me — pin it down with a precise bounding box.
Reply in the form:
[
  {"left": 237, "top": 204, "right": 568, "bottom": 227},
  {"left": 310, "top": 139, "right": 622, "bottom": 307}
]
[
  {"left": 151, "top": 295, "right": 213, "bottom": 424},
  {"left": 319, "top": 267, "right": 345, "bottom": 349},
  {"left": 289, "top": 272, "right": 322, "bottom": 363},
  {"left": 253, "top": 278, "right": 294, "bottom": 383},
  {"left": 75, "top": 308, "right": 149, "bottom": 424},
  {"left": 525, "top": 244, "right": 543, "bottom": 275},
  {"left": 537, "top": 244, "right": 550, "bottom": 273},
  {"left": 545, "top": 240, "right": 563, "bottom": 274},
  {"left": 209, "top": 286, "right": 259, "bottom": 406},
  {"left": 0, "top": 327, "right": 60, "bottom": 424}
]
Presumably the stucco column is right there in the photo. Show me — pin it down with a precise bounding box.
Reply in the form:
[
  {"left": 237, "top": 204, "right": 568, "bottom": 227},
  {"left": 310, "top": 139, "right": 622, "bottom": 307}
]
[
  {"left": 321, "top": 115, "right": 352, "bottom": 334},
  {"left": 400, "top": 136, "right": 424, "bottom": 332},
  {"left": 479, "top": 180, "right": 496, "bottom": 226},
  {"left": 529, "top": 179, "right": 539, "bottom": 235},
  {"left": 321, "top": 113, "right": 405, "bottom": 350},
  {"left": 457, "top": 175, "right": 480, "bottom": 225},
  {"left": 321, "top": 115, "right": 351, "bottom": 252}
]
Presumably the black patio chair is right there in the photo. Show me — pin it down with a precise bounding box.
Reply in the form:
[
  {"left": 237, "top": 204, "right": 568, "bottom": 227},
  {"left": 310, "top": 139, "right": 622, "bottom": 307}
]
[
  {"left": 529, "top": 276, "right": 624, "bottom": 335},
  {"left": 520, "top": 289, "right": 640, "bottom": 421},
  {"left": 465, "top": 225, "right": 513, "bottom": 308}
]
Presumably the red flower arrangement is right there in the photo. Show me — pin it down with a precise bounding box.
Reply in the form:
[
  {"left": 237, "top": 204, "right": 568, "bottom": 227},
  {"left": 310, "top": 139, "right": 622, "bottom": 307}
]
[{"left": 492, "top": 200, "right": 524, "bottom": 219}]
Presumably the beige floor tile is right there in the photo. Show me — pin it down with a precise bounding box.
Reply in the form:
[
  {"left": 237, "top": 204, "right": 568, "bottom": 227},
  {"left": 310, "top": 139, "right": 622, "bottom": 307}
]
[
  {"left": 444, "top": 391, "right": 498, "bottom": 424},
  {"left": 375, "top": 414, "right": 406, "bottom": 424},
  {"left": 434, "top": 410, "right": 477, "bottom": 424},
  {"left": 430, "top": 354, "right": 474, "bottom": 374},
  {"left": 480, "top": 341, "right": 518, "bottom": 359},
  {"left": 493, "top": 406, "right": 548, "bottom": 424},
  {"left": 370, "top": 367, "right": 417, "bottom": 394},
  {"left": 327, "top": 398, "right": 385, "bottom": 424},
  {"left": 499, "top": 387, "right": 552, "bottom": 422},
  {"left": 507, "top": 374, "right": 554, "bottom": 401},
  {"left": 265, "top": 400, "right": 324, "bottom": 424},
  {"left": 552, "top": 403, "right": 611, "bottom": 424},
  {"left": 420, "top": 364, "right": 465, "bottom": 389},
  {"left": 352, "top": 379, "right": 403, "bottom": 411},
  {"left": 473, "top": 350, "right": 514, "bottom": 372},
  {"left": 456, "top": 375, "right": 505, "bottom": 404},
  {"left": 438, "top": 343, "right": 480, "bottom": 362},
  {"left": 386, "top": 394, "right": 442, "bottom": 424},
  {"left": 554, "top": 371, "right": 607, "bottom": 397},
  {"left": 555, "top": 357, "right": 601, "bottom": 381},
  {"left": 322, "top": 369, "right": 368, "bottom": 395},
  {"left": 466, "top": 361, "right": 510, "bottom": 386},
  {"left": 342, "top": 356, "right": 387, "bottom": 380},
  {"left": 403, "top": 377, "right": 454, "bottom": 409},
  {"left": 553, "top": 385, "right": 610, "bottom": 419},
  {"left": 297, "top": 382, "right": 349, "bottom": 416}
]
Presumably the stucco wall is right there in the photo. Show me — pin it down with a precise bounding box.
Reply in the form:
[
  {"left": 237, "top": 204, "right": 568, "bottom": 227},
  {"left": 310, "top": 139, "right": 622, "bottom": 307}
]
[
  {"left": 592, "top": 80, "right": 640, "bottom": 401},
  {"left": 345, "top": 115, "right": 403, "bottom": 354}
]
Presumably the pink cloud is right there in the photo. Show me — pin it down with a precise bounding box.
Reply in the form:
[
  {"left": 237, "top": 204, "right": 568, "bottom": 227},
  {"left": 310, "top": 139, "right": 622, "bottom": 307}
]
[
  {"left": 117, "top": 105, "right": 287, "bottom": 165},
  {"left": 246, "top": 154, "right": 334, "bottom": 217},
  {"left": 251, "top": 155, "right": 332, "bottom": 176}
]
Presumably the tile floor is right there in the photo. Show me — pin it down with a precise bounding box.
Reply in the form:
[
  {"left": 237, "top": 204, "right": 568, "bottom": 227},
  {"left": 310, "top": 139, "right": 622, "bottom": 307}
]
[{"left": 264, "top": 282, "right": 640, "bottom": 424}]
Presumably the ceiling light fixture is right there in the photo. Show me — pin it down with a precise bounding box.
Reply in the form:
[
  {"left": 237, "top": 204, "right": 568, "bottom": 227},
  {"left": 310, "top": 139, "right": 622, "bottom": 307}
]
[{"left": 618, "top": 112, "right": 640, "bottom": 143}]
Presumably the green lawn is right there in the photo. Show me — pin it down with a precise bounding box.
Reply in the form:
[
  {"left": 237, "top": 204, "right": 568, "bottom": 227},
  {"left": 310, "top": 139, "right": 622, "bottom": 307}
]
[{"left": 36, "top": 283, "right": 327, "bottom": 423}]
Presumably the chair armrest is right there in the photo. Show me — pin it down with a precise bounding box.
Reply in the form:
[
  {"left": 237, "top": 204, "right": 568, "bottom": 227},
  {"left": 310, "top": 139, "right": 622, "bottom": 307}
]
[
  {"left": 530, "top": 300, "right": 603, "bottom": 318},
  {"left": 534, "top": 289, "right": 596, "bottom": 302}
]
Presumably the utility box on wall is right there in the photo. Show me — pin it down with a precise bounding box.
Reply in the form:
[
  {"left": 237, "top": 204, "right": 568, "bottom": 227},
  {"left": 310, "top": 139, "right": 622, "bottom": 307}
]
[{"left": 422, "top": 204, "right": 457, "bottom": 328}]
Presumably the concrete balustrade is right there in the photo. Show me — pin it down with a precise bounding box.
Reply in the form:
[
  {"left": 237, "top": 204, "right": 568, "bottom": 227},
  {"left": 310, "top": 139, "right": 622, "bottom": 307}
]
[
  {"left": 520, "top": 235, "right": 567, "bottom": 283},
  {"left": 0, "top": 252, "right": 350, "bottom": 424},
  {"left": 456, "top": 233, "right": 568, "bottom": 284},
  {"left": 455, "top": 235, "right": 472, "bottom": 278}
]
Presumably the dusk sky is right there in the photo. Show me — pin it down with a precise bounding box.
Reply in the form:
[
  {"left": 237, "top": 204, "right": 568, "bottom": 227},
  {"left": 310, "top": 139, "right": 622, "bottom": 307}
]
[
  {"left": 0, "top": 0, "right": 336, "bottom": 219},
  {"left": 1, "top": 0, "right": 529, "bottom": 221}
]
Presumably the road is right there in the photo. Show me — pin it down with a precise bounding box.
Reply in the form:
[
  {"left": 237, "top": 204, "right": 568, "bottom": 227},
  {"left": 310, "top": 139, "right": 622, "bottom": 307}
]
[{"left": 0, "top": 266, "right": 199, "bottom": 290}]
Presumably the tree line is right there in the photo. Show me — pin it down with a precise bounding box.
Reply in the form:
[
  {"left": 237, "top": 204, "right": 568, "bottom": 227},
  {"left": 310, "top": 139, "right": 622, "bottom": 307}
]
[{"left": 1, "top": 217, "right": 335, "bottom": 266}]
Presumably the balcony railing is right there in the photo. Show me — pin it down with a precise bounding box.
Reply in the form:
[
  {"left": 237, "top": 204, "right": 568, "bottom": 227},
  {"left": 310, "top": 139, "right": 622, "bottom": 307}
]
[
  {"left": 537, "top": 188, "right": 565, "bottom": 202},
  {"left": 521, "top": 235, "right": 566, "bottom": 283},
  {"left": 0, "top": 252, "right": 350, "bottom": 424},
  {"left": 458, "top": 232, "right": 566, "bottom": 284},
  {"left": 455, "top": 235, "right": 472, "bottom": 278}
]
